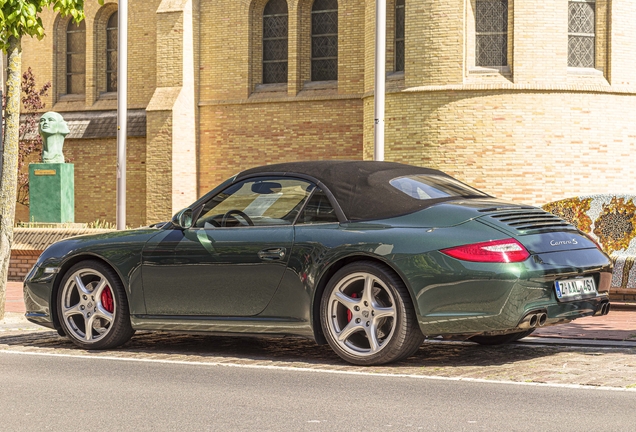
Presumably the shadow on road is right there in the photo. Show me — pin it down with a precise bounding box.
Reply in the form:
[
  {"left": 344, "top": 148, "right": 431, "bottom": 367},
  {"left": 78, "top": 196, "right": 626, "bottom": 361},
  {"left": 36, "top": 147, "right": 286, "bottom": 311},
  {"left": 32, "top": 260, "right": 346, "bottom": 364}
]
[{"left": 1, "top": 329, "right": 625, "bottom": 369}]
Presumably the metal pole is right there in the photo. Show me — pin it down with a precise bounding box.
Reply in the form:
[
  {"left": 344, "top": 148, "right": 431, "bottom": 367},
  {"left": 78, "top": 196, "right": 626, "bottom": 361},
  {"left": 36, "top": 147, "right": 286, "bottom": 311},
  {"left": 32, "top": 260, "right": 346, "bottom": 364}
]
[
  {"left": 374, "top": 0, "right": 386, "bottom": 161},
  {"left": 116, "top": 0, "right": 128, "bottom": 230}
]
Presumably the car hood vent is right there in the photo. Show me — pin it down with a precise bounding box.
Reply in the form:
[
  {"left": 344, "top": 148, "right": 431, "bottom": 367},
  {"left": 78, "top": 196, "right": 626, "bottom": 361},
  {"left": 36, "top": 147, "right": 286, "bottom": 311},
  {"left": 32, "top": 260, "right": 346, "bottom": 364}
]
[{"left": 481, "top": 207, "right": 576, "bottom": 234}]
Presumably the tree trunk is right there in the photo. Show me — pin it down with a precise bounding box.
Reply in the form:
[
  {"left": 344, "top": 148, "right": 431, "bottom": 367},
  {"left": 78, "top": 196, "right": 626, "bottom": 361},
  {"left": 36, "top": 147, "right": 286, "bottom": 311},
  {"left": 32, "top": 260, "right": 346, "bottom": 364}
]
[{"left": 0, "top": 36, "right": 22, "bottom": 320}]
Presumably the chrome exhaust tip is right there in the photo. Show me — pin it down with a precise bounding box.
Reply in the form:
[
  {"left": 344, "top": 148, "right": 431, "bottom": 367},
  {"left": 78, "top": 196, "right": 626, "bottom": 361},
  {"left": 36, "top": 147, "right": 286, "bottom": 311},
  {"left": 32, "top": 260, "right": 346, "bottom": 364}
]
[
  {"left": 537, "top": 313, "right": 548, "bottom": 327},
  {"left": 519, "top": 310, "right": 548, "bottom": 329},
  {"left": 603, "top": 302, "right": 611, "bottom": 316},
  {"left": 519, "top": 313, "right": 538, "bottom": 329},
  {"left": 595, "top": 301, "right": 610, "bottom": 316}
]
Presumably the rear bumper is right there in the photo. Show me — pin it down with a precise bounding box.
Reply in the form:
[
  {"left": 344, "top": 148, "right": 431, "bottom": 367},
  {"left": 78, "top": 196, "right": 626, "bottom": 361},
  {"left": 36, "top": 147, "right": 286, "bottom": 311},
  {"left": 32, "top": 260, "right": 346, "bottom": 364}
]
[{"left": 396, "top": 247, "right": 612, "bottom": 337}]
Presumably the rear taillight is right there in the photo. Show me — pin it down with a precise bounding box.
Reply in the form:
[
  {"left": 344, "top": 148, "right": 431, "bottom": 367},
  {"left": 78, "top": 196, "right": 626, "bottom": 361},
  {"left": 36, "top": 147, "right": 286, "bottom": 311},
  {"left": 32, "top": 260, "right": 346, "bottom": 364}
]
[{"left": 440, "top": 239, "right": 530, "bottom": 263}]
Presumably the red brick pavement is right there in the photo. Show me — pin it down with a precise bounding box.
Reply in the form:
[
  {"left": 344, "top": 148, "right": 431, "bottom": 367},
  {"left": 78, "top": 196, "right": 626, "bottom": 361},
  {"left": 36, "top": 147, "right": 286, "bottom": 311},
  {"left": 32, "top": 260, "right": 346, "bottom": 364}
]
[
  {"left": 5, "top": 281, "right": 24, "bottom": 314},
  {"left": 533, "top": 306, "right": 636, "bottom": 342},
  {"left": 4, "top": 281, "right": 636, "bottom": 341}
]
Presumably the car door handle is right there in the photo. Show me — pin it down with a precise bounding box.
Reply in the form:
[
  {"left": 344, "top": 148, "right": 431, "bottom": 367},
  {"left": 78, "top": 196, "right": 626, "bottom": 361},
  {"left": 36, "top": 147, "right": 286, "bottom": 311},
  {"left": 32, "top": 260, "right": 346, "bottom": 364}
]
[{"left": 258, "top": 248, "right": 286, "bottom": 260}]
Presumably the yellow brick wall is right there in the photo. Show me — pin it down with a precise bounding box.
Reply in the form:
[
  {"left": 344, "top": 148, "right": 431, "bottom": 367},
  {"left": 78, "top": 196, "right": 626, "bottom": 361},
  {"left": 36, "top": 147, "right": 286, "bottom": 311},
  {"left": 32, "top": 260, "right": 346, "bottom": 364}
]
[
  {"left": 362, "top": 0, "right": 636, "bottom": 208},
  {"left": 126, "top": 0, "right": 162, "bottom": 108},
  {"left": 145, "top": 109, "right": 174, "bottom": 223},
  {"left": 195, "top": 0, "right": 366, "bottom": 215},
  {"left": 364, "top": 88, "right": 636, "bottom": 206},
  {"left": 407, "top": 0, "right": 464, "bottom": 87},
  {"left": 337, "top": 0, "right": 366, "bottom": 94},
  {"left": 16, "top": 0, "right": 636, "bottom": 226},
  {"left": 145, "top": 0, "right": 198, "bottom": 222},
  {"left": 21, "top": 0, "right": 160, "bottom": 110},
  {"left": 200, "top": 1, "right": 250, "bottom": 100},
  {"left": 64, "top": 137, "right": 147, "bottom": 227},
  {"left": 198, "top": 99, "right": 363, "bottom": 194},
  {"left": 512, "top": 1, "right": 567, "bottom": 84},
  {"left": 15, "top": 137, "right": 147, "bottom": 227},
  {"left": 19, "top": 2, "right": 157, "bottom": 225},
  {"left": 608, "top": 1, "right": 636, "bottom": 85},
  {"left": 200, "top": 0, "right": 365, "bottom": 100}
]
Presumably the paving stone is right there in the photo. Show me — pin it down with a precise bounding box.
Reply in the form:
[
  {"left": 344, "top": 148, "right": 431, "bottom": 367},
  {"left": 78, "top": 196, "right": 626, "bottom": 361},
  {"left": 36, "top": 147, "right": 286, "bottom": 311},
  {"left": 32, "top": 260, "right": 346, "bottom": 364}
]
[{"left": 1, "top": 329, "right": 636, "bottom": 390}]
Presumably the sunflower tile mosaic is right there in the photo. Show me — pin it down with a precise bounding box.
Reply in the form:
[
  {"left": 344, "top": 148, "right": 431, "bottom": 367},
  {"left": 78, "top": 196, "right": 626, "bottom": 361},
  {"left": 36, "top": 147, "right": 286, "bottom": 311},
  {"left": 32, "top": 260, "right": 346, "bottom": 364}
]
[{"left": 543, "top": 195, "right": 636, "bottom": 291}]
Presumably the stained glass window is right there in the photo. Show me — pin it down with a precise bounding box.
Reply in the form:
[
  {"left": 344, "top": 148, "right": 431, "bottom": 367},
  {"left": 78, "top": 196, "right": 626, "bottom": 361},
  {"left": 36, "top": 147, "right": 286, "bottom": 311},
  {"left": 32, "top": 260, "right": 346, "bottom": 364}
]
[
  {"left": 311, "top": 0, "right": 338, "bottom": 81},
  {"left": 568, "top": 1, "right": 595, "bottom": 68},
  {"left": 395, "top": 0, "right": 405, "bottom": 72},
  {"left": 263, "top": 0, "right": 288, "bottom": 84},
  {"left": 475, "top": 0, "right": 508, "bottom": 67},
  {"left": 107, "top": 12, "right": 118, "bottom": 92},
  {"left": 66, "top": 19, "right": 86, "bottom": 94}
]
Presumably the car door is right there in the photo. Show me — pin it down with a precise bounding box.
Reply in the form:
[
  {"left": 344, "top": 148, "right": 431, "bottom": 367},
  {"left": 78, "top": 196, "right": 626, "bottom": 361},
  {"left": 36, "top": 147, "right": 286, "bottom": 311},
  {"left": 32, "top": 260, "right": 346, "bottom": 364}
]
[{"left": 141, "top": 176, "right": 315, "bottom": 317}]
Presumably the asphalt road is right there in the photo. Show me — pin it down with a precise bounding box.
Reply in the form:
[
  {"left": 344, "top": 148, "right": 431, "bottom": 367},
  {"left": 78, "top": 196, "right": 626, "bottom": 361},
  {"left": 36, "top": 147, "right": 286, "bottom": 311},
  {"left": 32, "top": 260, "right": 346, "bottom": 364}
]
[{"left": 1, "top": 351, "right": 635, "bottom": 431}]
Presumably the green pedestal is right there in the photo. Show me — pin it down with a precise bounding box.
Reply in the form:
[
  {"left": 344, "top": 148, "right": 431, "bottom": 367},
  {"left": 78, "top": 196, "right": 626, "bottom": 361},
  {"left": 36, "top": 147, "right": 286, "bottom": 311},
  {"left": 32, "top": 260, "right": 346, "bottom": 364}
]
[{"left": 29, "top": 163, "right": 75, "bottom": 223}]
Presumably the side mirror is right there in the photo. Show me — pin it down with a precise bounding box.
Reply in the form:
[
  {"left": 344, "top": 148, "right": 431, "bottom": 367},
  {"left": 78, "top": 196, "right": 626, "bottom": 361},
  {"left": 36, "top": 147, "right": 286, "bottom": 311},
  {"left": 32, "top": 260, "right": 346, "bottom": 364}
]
[{"left": 171, "top": 208, "right": 193, "bottom": 230}]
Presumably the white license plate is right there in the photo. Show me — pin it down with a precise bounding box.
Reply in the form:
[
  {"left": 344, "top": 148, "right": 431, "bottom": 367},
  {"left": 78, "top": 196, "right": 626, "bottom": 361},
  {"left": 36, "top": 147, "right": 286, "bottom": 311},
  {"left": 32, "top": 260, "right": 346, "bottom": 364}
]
[{"left": 555, "top": 277, "right": 597, "bottom": 301}]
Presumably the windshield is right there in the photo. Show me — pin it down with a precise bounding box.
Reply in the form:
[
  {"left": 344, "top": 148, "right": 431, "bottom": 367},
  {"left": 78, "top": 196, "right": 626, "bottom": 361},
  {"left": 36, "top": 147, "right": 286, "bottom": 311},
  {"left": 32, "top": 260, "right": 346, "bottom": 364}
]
[{"left": 390, "top": 175, "right": 488, "bottom": 200}]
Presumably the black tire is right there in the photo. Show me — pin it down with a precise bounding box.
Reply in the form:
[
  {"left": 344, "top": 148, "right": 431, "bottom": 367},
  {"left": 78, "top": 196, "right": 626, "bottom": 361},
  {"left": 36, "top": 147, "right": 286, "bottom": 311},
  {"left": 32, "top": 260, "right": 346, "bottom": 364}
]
[
  {"left": 320, "top": 261, "right": 424, "bottom": 366},
  {"left": 57, "top": 260, "right": 135, "bottom": 349},
  {"left": 469, "top": 329, "right": 535, "bottom": 346}
]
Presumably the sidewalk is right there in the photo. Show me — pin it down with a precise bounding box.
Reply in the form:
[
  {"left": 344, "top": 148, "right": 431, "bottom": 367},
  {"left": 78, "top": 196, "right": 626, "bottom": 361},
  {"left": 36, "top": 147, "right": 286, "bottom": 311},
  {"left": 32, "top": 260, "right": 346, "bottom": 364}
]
[
  {"left": 533, "top": 306, "right": 636, "bottom": 342},
  {"left": 5, "top": 281, "right": 25, "bottom": 314},
  {"left": 2, "top": 281, "right": 635, "bottom": 341}
]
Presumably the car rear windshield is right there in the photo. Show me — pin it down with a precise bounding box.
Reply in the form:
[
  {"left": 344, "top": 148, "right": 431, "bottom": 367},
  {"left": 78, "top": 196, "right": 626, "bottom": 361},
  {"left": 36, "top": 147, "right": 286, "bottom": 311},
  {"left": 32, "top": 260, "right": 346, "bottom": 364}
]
[{"left": 390, "top": 175, "right": 488, "bottom": 200}]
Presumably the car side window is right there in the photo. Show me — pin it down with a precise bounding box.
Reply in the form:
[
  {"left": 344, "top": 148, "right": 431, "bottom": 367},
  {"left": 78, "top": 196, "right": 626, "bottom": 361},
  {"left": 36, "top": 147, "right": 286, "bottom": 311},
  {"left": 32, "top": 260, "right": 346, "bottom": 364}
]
[
  {"left": 297, "top": 188, "right": 339, "bottom": 224},
  {"left": 194, "top": 177, "right": 315, "bottom": 228}
]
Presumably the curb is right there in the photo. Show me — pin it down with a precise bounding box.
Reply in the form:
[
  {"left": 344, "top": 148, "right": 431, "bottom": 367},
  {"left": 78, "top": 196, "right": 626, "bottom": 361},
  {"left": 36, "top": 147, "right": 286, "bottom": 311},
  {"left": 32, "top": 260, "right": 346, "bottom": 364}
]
[{"left": 520, "top": 336, "right": 636, "bottom": 349}]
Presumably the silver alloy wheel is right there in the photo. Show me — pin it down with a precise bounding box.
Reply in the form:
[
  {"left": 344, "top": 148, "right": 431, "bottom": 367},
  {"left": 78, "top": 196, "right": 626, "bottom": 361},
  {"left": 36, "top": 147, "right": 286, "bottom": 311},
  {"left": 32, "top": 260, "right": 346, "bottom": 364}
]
[
  {"left": 326, "top": 272, "right": 397, "bottom": 357},
  {"left": 60, "top": 268, "right": 116, "bottom": 343}
]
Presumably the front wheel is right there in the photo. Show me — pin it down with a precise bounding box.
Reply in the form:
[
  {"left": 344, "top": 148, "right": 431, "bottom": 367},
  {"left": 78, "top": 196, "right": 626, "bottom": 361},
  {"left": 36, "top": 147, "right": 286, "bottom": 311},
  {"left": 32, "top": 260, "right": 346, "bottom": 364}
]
[
  {"left": 320, "top": 261, "right": 424, "bottom": 366},
  {"left": 57, "top": 261, "right": 135, "bottom": 349}
]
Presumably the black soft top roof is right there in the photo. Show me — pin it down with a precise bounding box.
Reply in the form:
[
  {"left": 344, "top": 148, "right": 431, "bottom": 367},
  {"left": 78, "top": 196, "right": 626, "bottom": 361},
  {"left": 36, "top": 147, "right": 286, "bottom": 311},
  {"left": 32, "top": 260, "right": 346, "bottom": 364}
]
[{"left": 237, "top": 160, "right": 469, "bottom": 221}]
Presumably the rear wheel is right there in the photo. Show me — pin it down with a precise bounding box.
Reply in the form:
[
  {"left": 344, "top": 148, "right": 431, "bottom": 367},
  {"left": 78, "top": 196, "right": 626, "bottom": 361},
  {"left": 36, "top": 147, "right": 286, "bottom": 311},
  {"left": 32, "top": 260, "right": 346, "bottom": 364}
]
[
  {"left": 57, "top": 261, "right": 134, "bottom": 349},
  {"left": 469, "top": 329, "right": 535, "bottom": 345},
  {"left": 320, "top": 261, "right": 424, "bottom": 365}
]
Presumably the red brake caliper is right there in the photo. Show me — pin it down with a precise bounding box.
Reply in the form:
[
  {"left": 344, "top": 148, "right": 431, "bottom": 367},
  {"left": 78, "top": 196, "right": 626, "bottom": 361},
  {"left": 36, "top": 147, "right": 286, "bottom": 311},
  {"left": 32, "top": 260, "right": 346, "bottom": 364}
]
[
  {"left": 347, "top": 292, "right": 358, "bottom": 322},
  {"left": 101, "top": 286, "right": 114, "bottom": 313}
]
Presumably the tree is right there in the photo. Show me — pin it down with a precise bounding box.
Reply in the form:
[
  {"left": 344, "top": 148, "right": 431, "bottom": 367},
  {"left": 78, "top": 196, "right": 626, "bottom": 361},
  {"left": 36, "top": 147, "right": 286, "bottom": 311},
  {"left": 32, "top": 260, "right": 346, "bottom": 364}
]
[
  {"left": 0, "top": 1, "right": 101, "bottom": 320},
  {"left": 16, "top": 67, "right": 50, "bottom": 206}
]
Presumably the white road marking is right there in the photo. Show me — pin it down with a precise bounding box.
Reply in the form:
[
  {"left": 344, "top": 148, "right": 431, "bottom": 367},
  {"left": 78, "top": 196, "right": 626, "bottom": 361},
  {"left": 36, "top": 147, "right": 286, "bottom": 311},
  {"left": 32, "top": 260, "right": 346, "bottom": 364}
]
[{"left": 1, "top": 348, "right": 634, "bottom": 393}]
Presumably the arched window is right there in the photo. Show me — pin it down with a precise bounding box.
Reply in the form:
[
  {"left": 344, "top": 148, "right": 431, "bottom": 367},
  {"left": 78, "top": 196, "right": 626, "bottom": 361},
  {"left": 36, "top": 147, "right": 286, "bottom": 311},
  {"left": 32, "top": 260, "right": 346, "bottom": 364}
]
[
  {"left": 66, "top": 19, "right": 86, "bottom": 94},
  {"left": 311, "top": 0, "right": 338, "bottom": 81},
  {"left": 263, "top": 0, "right": 288, "bottom": 84},
  {"left": 106, "top": 11, "right": 118, "bottom": 92},
  {"left": 395, "top": 0, "right": 405, "bottom": 72},
  {"left": 568, "top": 0, "right": 595, "bottom": 68}
]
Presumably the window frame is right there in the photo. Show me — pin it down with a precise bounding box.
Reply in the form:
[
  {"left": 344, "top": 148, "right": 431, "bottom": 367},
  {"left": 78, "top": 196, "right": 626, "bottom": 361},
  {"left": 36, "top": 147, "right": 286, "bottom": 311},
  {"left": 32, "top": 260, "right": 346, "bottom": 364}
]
[
  {"left": 106, "top": 11, "right": 118, "bottom": 93},
  {"left": 310, "top": 0, "right": 339, "bottom": 82},
  {"left": 394, "top": 0, "right": 405, "bottom": 73},
  {"left": 296, "top": 187, "right": 340, "bottom": 225},
  {"left": 474, "top": 0, "right": 508, "bottom": 68},
  {"left": 568, "top": 0, "right": 596, "bottom": 69},
  {"left": 466, "top": 0, "right": 512, "bottom": 76},
  {"left": 66, "top": 19, "right": 87, "bottom": 95},
  {"left": 262, "top": 0, "right": 289, "bottom": 84},
  {"left": 192, "top": 176, "right": 318, "bottom": 229}
]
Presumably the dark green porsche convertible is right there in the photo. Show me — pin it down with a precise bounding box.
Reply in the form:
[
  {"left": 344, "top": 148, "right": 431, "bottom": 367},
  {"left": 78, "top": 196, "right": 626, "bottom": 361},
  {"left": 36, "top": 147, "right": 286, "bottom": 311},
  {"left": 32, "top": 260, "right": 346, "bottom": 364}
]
[{"left": 24, "top": 161, "right": 612, "bottom": 365}]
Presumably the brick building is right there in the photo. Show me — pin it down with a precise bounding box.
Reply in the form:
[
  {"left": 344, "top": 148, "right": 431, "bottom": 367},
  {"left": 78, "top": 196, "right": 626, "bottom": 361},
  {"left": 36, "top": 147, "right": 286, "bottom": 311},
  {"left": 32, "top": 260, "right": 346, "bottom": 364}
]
[{"left": 17, "top": 0, "right": 636, "bottom": 226}]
